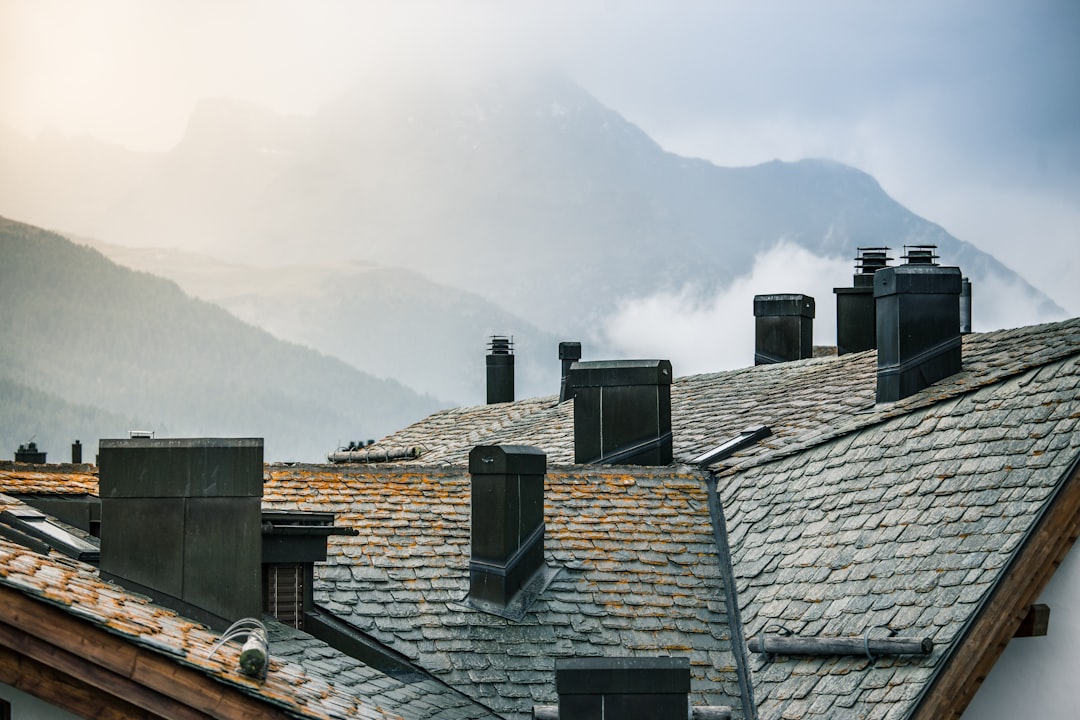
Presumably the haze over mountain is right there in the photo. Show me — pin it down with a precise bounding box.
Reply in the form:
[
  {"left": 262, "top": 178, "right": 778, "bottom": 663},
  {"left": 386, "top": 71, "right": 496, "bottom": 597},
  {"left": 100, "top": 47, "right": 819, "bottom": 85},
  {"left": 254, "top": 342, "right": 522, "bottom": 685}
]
[
  {"left": 0, "top": 70, "right": 1068, "bottom": 392},
  {"left": 0, "top": 216, "right": 442, "bottom": 462}
]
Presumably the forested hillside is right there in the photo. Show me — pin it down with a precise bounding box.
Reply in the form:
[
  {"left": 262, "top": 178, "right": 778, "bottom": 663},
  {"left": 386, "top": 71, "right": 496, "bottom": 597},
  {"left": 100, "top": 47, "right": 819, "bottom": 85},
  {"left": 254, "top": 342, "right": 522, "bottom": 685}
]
[{"left": 0, "top": 216, "right": 443, "bottom": 462}]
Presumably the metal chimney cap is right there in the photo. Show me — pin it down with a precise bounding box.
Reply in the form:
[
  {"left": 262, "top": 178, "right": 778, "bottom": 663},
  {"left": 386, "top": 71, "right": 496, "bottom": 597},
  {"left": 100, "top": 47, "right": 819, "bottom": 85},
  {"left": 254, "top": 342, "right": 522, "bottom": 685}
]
[
  {"left": 487, "top": 335, "right": 514, "bottom": 355},
  {"left": 873, "top": 264, "right": 962, "bottom": 298},
  {"left": 558, "top": 341, "right": 582, "bottom": 360},
  {"left": 753, "top": 294, "right": 816, "bottom": 319},
  {"left": 468, "top": 444, "right": 547, "bottom": 475},
  {"left": 902, "top": 245, "right": 940, "bottom": 265}
]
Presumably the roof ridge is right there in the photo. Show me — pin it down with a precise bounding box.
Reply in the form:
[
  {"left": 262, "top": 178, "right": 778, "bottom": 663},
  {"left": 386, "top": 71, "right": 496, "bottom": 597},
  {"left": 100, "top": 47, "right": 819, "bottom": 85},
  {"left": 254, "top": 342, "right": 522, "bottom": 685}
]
[{"left": 714, "top": 318, "right": 1080, "bottom": 477}]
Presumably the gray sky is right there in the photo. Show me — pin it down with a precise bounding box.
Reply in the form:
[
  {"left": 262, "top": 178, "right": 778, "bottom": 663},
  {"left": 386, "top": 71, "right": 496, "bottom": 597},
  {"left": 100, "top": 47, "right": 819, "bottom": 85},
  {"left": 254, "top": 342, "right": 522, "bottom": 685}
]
[{"left": 2, "top": 0, "right": 1078, "bottom": 313}]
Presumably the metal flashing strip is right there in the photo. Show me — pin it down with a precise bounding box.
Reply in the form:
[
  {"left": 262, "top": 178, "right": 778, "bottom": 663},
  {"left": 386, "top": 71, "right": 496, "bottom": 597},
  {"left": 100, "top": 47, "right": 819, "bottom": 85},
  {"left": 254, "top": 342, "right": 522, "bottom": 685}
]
[
  {"left": 588, "top": 431, "right": 674, "bottom": 465},
  {"left": 876, "top": 334, "right": 963, "bottom": 378},
  {"left": 691, "top": 426, "right": 773, "bottom": 467},
  {"left": 460, "top": 562, "right": 562, "bottom": 622},
  {"left": 705, "top": 473, "right": 759, "bottom": 720},
  {"left": 468, "top": 522, "right": 546, "bottom": 578}
]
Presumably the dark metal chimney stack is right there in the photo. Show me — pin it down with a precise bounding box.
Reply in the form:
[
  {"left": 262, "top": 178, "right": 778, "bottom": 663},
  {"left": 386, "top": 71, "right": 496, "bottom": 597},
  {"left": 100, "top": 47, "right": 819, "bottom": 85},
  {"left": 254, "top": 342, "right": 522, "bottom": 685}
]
[
  {"left": 98, "top": 437, "right": 264, "bottom": 629},
  {"left": 559, "top": 341, "right": 582, "bottom": 402},
  {"left": 960, "top": 277, "right": 973, "bottom": 334},
  {"left": 568, "top": 360, "right": 673, "bottom": 465},
  {"left": 555, "top": 657, "right": 691, "bottom": 720},
  {"left": 486, "top": 335, "right": 514, "bottom": 404},
  {"left": 468, "top": 445, "right": 547, "bottom": 614},
  {"left": 875, "top": 245, "right": 963, "bottom": 403},
  {"left": 71, "top": 439, "right": 82, "bottom": 464},
  {"left": 14, "top": 442, "right": 46, "bottom": 464},
  {"left": 753, "top": 294, "right": 815, "bottom": 364},
  {"left": 834, "top": 247, "right": 892, "bottom": 355}
]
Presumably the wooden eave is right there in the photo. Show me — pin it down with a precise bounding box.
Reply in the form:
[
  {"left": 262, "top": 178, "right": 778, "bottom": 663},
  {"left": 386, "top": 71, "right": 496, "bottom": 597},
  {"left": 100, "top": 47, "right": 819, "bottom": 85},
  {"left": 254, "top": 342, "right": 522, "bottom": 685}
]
[
  {"left": 0, "top": 585, "right": 295, "bottom": 720},
  {"left": 910, "top": 451, "right": 1080, "bottom": 720}
]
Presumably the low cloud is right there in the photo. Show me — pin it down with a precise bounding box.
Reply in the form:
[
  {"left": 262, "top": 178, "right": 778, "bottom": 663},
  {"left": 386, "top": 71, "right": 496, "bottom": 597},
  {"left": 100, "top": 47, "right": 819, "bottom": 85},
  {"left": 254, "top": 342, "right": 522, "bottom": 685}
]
[{"left": 600, "top": 242, "right": 851, "bottom": 376}]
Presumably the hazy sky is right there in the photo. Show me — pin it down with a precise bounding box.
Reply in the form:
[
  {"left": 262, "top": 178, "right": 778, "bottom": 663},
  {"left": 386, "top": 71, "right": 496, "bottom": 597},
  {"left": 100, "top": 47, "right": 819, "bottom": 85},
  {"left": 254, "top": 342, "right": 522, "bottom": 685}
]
[{"left": 2, "top": 0, "right": 1079, "bottom": 313}]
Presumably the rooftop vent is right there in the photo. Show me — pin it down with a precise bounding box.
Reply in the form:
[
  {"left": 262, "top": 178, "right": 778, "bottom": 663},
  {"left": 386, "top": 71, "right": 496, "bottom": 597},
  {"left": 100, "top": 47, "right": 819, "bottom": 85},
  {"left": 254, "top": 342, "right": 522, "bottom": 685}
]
[
  {"left": 567, "top": 360, "right": 673, "bottom": 466},
  {"left": 558, "top": 341, "right": 582, "bottom": 402},
  {"left": 902, "top": 244, "right": 939, "bottom": 264},
  {"left": 486, "top": 335, "right": 515, "bottom": 404},
  {"left": 834, "top": 247, "right": 893, "bottom": 355},
  {"left": 98, "top": 437, "right": 264, "bottom": 629},
  {"left": 14, "top": 441, "right": 46, "bottom": 464},
  {"left": 875, "top": 245, "right": 963, "bottom": 402},
  {"left": 71, "top": 439, "right": 82, "bottom": 464},
  {"left": 754, "top": 294, "right": 815, "bottom": 364},
  {"left": 467, "top": 445, "right": 556, "bottom": 619}
]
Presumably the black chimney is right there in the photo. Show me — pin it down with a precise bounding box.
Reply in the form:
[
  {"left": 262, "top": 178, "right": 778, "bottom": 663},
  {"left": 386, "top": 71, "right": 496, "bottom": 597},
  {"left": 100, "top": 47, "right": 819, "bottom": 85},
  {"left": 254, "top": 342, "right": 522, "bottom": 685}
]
[
  {"left": 875, "top": 246, "right": 962, "bottom": 403},
  {"left": 555, "top": 657, "right": 691, "bottom": 720},
  {"left": 559, "top": 341, "right": 582, "bottom": 402},
  {"left": 568, "top": 360, "right": 673, "bottom": 465},
  {"left": 97, "top": 437, "right": 264, "bottom": 629},
  {"left": 468, "top": 445, "right": 548, "bottom": 614},
  {"left": 834, "top": 247, "right": 892, "bottom": 355},
  {"left": 71, "top": 439, "right": 82, "bottom": 464},
  {"left": 753, "top": 294, "right": 815, "bottom": 364},
  {"left": 486, "top": 335, "right": 514, "bottom": 404},
  {"left": 14, "top": 442, "right": 46, "bottom": 464}
]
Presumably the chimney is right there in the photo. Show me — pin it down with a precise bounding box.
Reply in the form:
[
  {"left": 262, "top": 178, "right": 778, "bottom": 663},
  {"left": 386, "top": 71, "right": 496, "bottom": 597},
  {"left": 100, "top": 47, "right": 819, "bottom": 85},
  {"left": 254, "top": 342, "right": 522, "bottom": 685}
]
[
  {"left": 468, "top": 445, "right": 547, "bottom": 614},
  {"left": 960, "top": 277, "right": 972, "bottom": 334},
  {"left": 753, "top": 294, "right": 815, "bottom": 364},
  {"left": 486, "top": 335, "right": 514, "bottom": 404},
  {"left": 555, "top": 657, "right": 691, "bottom": 720},
  {"left": 98, "top": 437, "right": 264, "bottom": 629},
  {"left": 14, "top": 442, "right": 46, "bottom": 464},
  {"left": 559, "top": 341, "right": 582, "bottom": 402},
  {"left": 568, "top": 360, "right": 672, "bottom": 465},
  {"left": 71, "top": 439, "right": 82, "bottom": 464},
  {"left": 834, "top": 247, "right": 892, "bottom": 355},
  {"left": 875, "top": 245, "right": 962, "bottom": 403}
]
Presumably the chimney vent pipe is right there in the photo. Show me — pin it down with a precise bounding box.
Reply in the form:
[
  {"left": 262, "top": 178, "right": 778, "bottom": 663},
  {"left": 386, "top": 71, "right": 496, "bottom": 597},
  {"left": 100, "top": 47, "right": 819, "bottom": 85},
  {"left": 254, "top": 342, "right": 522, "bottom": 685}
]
[
  {"left": 486, "top": 335, "right": 515, "bottom": 404},
  {"left": 558, "top": 342, "right": 582, "bottom": 402},
  {"left": 960, "top": 278, "right": 972, "bottom": 334},
  {"left": 71, "top": 440, "right": 82, "bottom": 464},
  {"left": 834, "top": 247, "right": 892, "bottom": 355}
]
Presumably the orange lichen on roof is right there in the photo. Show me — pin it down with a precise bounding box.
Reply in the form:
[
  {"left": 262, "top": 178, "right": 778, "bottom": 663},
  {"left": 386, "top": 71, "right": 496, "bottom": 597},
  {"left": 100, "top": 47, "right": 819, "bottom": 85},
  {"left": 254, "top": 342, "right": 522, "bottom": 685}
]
[
  {"left": 0, "top": 524, "right": 407, "bottom": 720},
  {"left": 0, "top": 466, "right": 99, "bottom": 495}
]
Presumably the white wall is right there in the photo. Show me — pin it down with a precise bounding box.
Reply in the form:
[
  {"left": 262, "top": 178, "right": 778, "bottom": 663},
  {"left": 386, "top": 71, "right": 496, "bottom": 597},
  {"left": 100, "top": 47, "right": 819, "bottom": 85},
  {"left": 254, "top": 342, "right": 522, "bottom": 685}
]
[{"left": 961, "top": 542, "right": 1080, "bottom": 719}]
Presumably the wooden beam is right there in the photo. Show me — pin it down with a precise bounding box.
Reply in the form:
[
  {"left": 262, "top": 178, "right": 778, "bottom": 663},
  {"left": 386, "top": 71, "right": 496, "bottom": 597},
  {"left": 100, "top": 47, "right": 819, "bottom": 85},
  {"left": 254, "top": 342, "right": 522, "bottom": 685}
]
[
  {"left": 0, "top": 585, "right": 295, "bottom": 720},
  {"left": 0, "top": 619, "right": 208, "bottom": 720},
  {"left": 910, "top": 456, "right": 1080, "bottom": 720},
  {"left": 1013, "top": 604, "right": 1051, "bottom": 638},
  {"left": 0, "top": 642, "right": 156, "bottom": 720}
]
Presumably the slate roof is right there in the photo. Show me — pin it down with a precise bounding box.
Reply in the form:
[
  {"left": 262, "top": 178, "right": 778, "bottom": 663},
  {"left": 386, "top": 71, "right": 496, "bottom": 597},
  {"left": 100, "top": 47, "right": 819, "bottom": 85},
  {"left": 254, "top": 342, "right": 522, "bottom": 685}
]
[
  {"left": 0, "top": 462, "right": 98, "bottom": 495},
  {"left": 718, "top": 337, "right": 1080, "bottom": 719},
  {"left": 370, "top": 320, "right": 1080, "bottom": 469},
  {"left": 333, "top": 317, "right": 1080, "bottom": 719},
  {"left": 263, "top": 465, "right": 749, "bottom": 720},
  {"left": 0, "top": 493, "right": 497, "bottom": 720}
]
